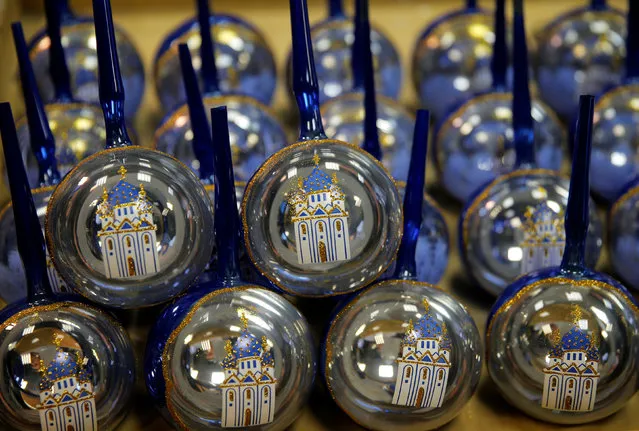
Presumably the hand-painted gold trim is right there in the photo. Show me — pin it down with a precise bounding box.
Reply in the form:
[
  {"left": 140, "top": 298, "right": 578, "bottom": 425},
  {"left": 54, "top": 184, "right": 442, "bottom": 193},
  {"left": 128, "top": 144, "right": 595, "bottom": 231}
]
[{"left": 0, "top": 185, "right": 56, "bottom": 222}]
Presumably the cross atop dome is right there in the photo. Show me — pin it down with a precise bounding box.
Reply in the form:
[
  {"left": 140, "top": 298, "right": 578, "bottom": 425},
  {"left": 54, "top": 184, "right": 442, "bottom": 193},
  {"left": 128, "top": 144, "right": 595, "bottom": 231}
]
[{"left": 118, "top": 165, "right": 127, "bottom": 179}]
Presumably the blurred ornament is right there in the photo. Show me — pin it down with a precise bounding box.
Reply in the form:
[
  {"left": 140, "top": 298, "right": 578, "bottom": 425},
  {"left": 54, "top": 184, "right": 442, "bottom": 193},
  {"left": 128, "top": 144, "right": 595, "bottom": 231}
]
[
  {"left": 242, "top": 0, "right": 402, "bottom": 297},
  {"left": 28, "top": 0, "right": 144, "bottom": 118},
  {"left": 486, "top": 91, "right": 639, "bottom": 424},
  {"left": 435, "top": 0, "right": 565, "bottom": 203},
  {"left": 45, "top": 0, "right": 214, "bottom": 309},
  {"left": 609, "top": 178, "right": 639, "bottom": 291},
  {"left": 459, "top": 0, "right": 602, "bottom": 297},
  {"left": 0, "top": 102, "right": 135, "bottom": 431},
  {"left": 154, "top": 0, "right": 286, "bottom": 183},
  {"left": 324, "top": 107, "right": 481, "bottom": 431},
  {"left": 145, "top": 106, "right": 315, "bottom": 430},
  {"left": 535, "top": 0, "right": 626, "bottom": 120}
]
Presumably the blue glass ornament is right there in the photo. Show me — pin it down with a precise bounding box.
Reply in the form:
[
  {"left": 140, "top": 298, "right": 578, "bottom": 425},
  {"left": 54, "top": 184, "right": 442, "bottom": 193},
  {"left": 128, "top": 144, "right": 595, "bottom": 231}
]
[
  {"left": 323, "top": 108, "right": 482, "bottom": 430},
  {"left": 535, "top": 0, "right": 625, "bottom": 120},
  {"left": 45, "top": 0, "right": 214, "bottom": 309},
  {"left": 242, "top": 0, "right": 402, "bottom": 297},
  {"left": 486, "top": 92, "right": 639, "bottom": 424},
  {"left": 320, "top": 0, "right": 414, "bottom": 181},
  {"left": 589, "top": 0, "right": 639, "bottom": 202},
  {"left": 285, "top": 0, "right": 401, "bottom": 104},
  {"left": 435, "top": 0, "right": 566, "bottom": 203},
  {"left": 608, "top": 178, "right": 639, "bottom": 291},
  {"left": 28, "top": 0, "right": 144, "bottom": 118},
  {"left": 0, "top": 102, "right": 135, "bottom": 431},
  {"left": 154, "top": 0, "right": 287, "bottom": 183},
  {"left": 459, "top": 0, "right": 602, "bottom": 297},
  {"left": 145, "top": 106, "right": 315, "bottom": 430}
]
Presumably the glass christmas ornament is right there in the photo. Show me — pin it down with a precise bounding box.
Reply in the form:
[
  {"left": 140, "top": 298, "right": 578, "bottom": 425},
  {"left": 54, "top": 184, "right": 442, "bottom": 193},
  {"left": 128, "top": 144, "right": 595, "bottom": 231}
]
[
  {"left": 323, "top": 107, "right": 482, "bottom": 431},
  {"left": 154, "top": 0, "right": 286, "bottom": 183},
  {"left": 486, "top": 92, "right": 639, "bottom": 424},
  {"left": 435, "top": 0, "right": 566, "bottom": 203},
  {"left": 28, "top": 0, "right": 144, "bottom": 118},
  {"left": 285, "top": 0, "right": 401, "bottom": 104},
  {"left": 0, "top": 102, "right": 135, "bottom": 431},
  {"left": 154, "top": 0, "right": 276, "bottom": 111},
  {"left": 608, "top": 173, "right": 639, "bottom": 291},
  {"left": 45, "top": 0, "right": 214, "bottom": 309},
  {"left": 590, "top": 0, "right": 639, "bottom": 202},
  {"left": 460, "top": 1, "right": 602, "bottom": 297},
  {"left": 242, "top": 0, "right": 402, "bottom": 298},
  {"left": 534, "top": 0, "right": 626, "bottom": 120},
  {"left": 320, "top": 0, "right": 414, "bottom": 181},
  {"left": 145, "top": 106, "right": 315, "bottom": 430}
]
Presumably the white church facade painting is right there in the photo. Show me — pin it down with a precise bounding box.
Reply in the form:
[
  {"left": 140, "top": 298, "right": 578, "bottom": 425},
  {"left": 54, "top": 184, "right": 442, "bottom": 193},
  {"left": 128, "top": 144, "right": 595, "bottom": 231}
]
[
  {"left": 96, "top": 166, "right": 160, "bottom": 279},
  {"left": 220, "top": 314, "right": 277, "bottom": 428},
  {"left": 288, "top": 154, "right": 351, "bottom": 265},
  {"left": 520, "top": 202, "right": 565, "bottom": 274},
  {"left": 36, "top": 335, "right": 97, "bottom": 431},
  {"left": 392, "top": 299, "right": 451, "bottom": 409},
  {"left": 541, "top": 305, "right": 600, "bottom": 412}
]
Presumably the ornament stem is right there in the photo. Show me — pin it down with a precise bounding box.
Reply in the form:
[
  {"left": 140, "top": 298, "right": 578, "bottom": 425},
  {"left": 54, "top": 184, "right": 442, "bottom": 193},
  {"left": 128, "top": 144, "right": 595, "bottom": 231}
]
[
  {"left": 0, "top": 103, "right": 53, "bottom": 300},
  {"left": 512, "top": 0, "right": 535, "bottom": 169},
  {"left": 466, "top": 0, "right": 478, "bottom": 10},
  {"left": 210, "top": 106, "right": 242, "bottom": 284},
  {"left": 179, "top": 44, "right": 216, "bottom": 185},
  {"left": 491, "top": 0, "right": 507, "bottom": 90},
  {"left": 12, "top": 22, "right": 61, "bottom": 187},
  {"left": 196, "top": 0, "right": 221, "bottom": 95},
  {"left": 357, "top": 0, "right": 382, "bottom": 161},
  {"left": 44, "top": 0, "right": 73, "bottom": 102},
  {"left": 93, "top": 0, "right": 132, "bottom": 149},
  {"left": 291, "top": 0, "right": 328, "bottom": 141},
  {"left": 590, "top": 0, "right": 607, "bottom": 11},
  {"left": 560, "top": 95, "right": 595, "bottom": 273},
  {"left": 393, "top": 109, "right": 430, "bottom": 280},
  {"left": 625, "top": 0, "right": 639, "bottom": 80},
  {"left": 329, "top": 0, "right": 344, "bottom": 17}
]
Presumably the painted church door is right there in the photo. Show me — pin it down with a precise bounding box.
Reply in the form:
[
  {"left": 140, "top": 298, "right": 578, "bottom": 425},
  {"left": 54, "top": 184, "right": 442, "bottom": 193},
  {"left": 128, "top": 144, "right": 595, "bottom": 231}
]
[
  {"left": 67, "top": 425, "right": 75, "bottom": 431},
  {"left": 565, "top": 396, "right": 573, "bottom": 410},
  {"left": 244, "top": 408, "right": 251, "bottom": 427},
  {"left": 416, "top": 387, "right": 425, "bottom": 407},
  {"left": 319, "top": 241, "right": 327, "bottom": 262},
  {"left": 127, "top": 257, "right": 136, "bottom": 276}
]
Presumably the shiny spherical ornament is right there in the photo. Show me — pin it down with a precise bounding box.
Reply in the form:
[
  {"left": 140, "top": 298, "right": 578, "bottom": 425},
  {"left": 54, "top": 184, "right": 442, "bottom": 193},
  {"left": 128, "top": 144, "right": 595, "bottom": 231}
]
[
  {"left": 45, "top": 147, "right": 215, "bottom": 308},
  {"left": 242, "top": 141, "right": 403, "bottom": 297},
  {"left": 487, "top": 270, "right": 639, "bottom": 423},
  {"left": 155, "top": 17, "right": 277, "bottom": 111},
  {"left": 435, "top": 94, "right": 566, "bottom": 202},
  {"left": 154, "top": 95, "right": 288, "bottom": 182},
  {"left": 147, "top": 286, "right": 315, "bottom": 430},
  {"left": 590, "top": 85, "right": 639, "bottom": 202},
  {"left": 29, "top": 21, "right": 145, "bottom": 118},
  {"left": 0, "top": 301, "right": 135, "bottom": 430},
  {"left": 609, "top": 182, "right": 639, "bottom": 291},
  {"left": 321, "top": 93, "right": 415, "bottom": 181},
  {"left": 535, "top": 8, "right": 626, "bottom": 120},
  {"left": 461, "top": 170, "right": 602, "bottom": 297},
  {"left": 324, "top": 280, "right": 482, "bottom": 431}
]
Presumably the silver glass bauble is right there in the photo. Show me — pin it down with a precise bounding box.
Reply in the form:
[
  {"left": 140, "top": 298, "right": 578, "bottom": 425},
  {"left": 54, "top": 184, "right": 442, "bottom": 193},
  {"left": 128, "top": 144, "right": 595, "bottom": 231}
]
[{"left": 609, "top": 181, "right": 639, "bottom": 290}]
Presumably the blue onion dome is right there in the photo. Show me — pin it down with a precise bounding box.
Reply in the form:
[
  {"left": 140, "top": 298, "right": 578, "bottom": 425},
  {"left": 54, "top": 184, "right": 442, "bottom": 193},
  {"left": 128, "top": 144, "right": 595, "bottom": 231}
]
[
  {"left": 414, "top": 301, "right": 443, "bottom": 339},
  {"left": 304, "top": 164, "right": 333, "bottom": 191},
  {"left": 560, "top": 326, "right": 591, "bottom": 351},
  {"left": 234, "top": 329, "right": 261, "bottom": 359}
]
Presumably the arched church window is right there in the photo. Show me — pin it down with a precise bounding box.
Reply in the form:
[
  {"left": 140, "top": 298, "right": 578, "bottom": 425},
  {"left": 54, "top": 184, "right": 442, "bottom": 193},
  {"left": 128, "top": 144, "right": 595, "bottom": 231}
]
[
  {"left": 405, "top": 368, "right": 411, "bottom": 378},
  {"left": 144, "top": 235, "right": 150, "bottom": 244},
  {"left": 544, "top": 249, "right": 549, "bottom": 258},
  {"left": 568, "top": 380, "right": 574, "bottom": 389},
  {"left": 48, "top": 411, "right": 54, "bottom": 422},
  {"left": 246, "top": 390, "right": 252, "bottom": 400},
  {"left": 529, "top": 249, "right": 533, "bottom": 257},
  {"left": 301, "top": 225, "right": 307, "bottom": 235},
  {"left": 336, "top": 221, "right": 342, "bottom": 231},
  {"left": 126, "top": 237, "right": 132, "bottom": 247},
  {"left": 264, "top": 387, "right": 269, "bottom": 397},
  {"left": 585, "top": 380, "right": 591, "bottom": 390},
  {"left": 229, "top": 392, "right": 234, "bottom": 402},
  {"left": 438, "top": 369, "right": 444, "bottom": 380},
  {"left": 551, "top": 378, "right": 557, "bottom": 389},
  {"left": 65, "top": 407, "right": 72, "bottom": 417},
  {"left": 319, "top": 224, "right": 324, "bottom": 233},
  {"left": 107, "top": 239, "right": 113, "bottom": 251},
  {"left": 422, "top": 369, "right": 427, "bottom": 379},
  {"left": 84, "top": 403, "right": 90, "bottom": 412}
]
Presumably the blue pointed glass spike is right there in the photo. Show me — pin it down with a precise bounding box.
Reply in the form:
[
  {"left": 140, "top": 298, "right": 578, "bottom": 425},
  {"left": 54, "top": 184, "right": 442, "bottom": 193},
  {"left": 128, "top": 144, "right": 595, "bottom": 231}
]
[
  {"left": 357, "top": 0, "right": 382, "bottom": 161},
  {"left": 0, "top": 103, "right": 53, "bottom": 300},
  {"left": 195, "top": 0, "right": 220, "bottom": 95},
  {"left": 561, "top": 95, "right": 595, "bottom": 273},
  {"left": 291, "top": 0, "right": 327, "bottom": 141},
  {"left": 512, "top": 0, "right": 535, "bottom": 169},
  {"left": 210, "top": 106, "right": 242, "bottom": 285},
  {"left": 625, "top": 0, "right": 639, "bottom": 80},
  {"left": 590, "top": 0, "right": 607, "bottom": 10},
  {"left": 329, "top": 0, "right": 344, "bottom": 18},
  {"left": 393, "top": 109, "right": 430, "bottom": 280},
  {"left": 51, "top": 0, "right": 73, "bottom": 19},
  {"left": 179, "top": 43, "right": 216, "bottom": 185},
  {"left": 12, "top": 22, "right": 61, "bottom": 187},
  {"left": 44, "top": 0, "right": 73, "bottom": 101},
  {"left": 92, "top": 0, "right": 132, "bottom": 149},
  {"left": 467, "top": 0, "right": 478, "bottom": 9},
  {"left": 491, "top": 0, "right": 507, "bottom": 90}
]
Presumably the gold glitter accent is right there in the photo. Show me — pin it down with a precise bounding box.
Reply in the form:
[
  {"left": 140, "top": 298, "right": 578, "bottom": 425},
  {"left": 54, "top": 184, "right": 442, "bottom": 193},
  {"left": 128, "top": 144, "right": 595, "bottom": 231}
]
[
  {"left": 239, "top": 311, "right": 249, "bottom": 329},
  {"left": 422, "top": 298, "right": 430, "bottom": 314},
  {"left": 224, "top": 340, "right": 233, "bottom": 355},
  {"left": 312, "top": 153, "right": 320, "bottom": 166},
  {"left": 118, "top": 166, "right": 127, "bottom": 178},
  {"left": 0, "top": 185, "right": 56, "bottom": 222},
  {"left": 550, "top": 327, "right": 561, "bottom": 345},
  {"left": 406, "top": 319, "right": 414, "bottom": 335},
  {"left": 261, "top": 336, "right": 268, "bottom": 351},
  {"left": 570, "top": 304, "right": 583, "bottom": 325},
  {"left": 53, "top": 333, "right": 63, "bottom": 347},
  {"left": 610, "top": 183, "right": 639, "bottom": 219}
]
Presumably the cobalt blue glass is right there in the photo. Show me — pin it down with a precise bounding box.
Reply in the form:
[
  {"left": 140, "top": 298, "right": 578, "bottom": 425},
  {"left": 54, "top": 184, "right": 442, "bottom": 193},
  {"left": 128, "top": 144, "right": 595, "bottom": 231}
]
[
  {"left": 45, "top": 0, "right": 214, "bottom": 309},
  {"left": 609, "top": 177, "right": 639, "bottom": 291},
  {"left": 323, "top": 108, "right": 481, "bottom": 431},
  {"left": 459, "top": 1, "right": 602, "bottom": 297},
  {"left": 145, "top": 106, "right": 315, "bottom": 430},
  {"left": 486, "top": 91, "right": 639, "bottom": 424},
  {"left": 434, "top": 0, "right": 566, "bottom": 203},
  {"left": 0, "top": 102, "right": 135, "bottom": 431}
]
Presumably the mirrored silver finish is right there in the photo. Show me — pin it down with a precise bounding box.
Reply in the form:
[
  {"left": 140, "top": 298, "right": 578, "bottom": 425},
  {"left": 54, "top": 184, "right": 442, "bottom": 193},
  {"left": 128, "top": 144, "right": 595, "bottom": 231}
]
[
  {"left": 609, "top": 185, "right": 639, "bottom": 291},
  {"left": 0, "top": 304, "right": 135, "bottom": 430},
  {"left": 325, "top": 280, "right": 482, "bottom": 431}
]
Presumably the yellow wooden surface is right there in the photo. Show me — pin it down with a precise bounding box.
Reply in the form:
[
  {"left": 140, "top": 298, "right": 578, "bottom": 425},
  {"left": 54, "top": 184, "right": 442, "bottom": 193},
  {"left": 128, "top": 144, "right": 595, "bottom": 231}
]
[{"left": 1, "top": 0, "right": 638, "bottom": 430}]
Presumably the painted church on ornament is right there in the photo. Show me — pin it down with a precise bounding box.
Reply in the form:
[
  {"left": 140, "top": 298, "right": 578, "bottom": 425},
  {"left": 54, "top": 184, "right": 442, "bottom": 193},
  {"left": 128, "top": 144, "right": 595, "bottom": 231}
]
[
  {"left": 520, "top": 202, "right": 565, "bottom": 274},
  {"left": 96, "top": 166, "right": 160, "bottom": 279},
  {"left": 392, "top": 299, "right": 451, "bottom": 409},
  {"left": 289, "top": 154, "right": 351, "bottom": 265}
]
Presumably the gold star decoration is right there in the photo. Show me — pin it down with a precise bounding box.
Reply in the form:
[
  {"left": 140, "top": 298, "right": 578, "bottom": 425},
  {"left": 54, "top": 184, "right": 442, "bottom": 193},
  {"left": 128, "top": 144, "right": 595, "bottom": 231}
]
[
  {"left": 422, "top": 298, "right": 430, "bottom": 314},
  {"left": 118, "top": 166, "right": 127, "bottom": 179},
  {"left": 239, "top": 311, "right": 249, "bottom": 330},
  {"left": 312, "top": 153, "right": 320, "bottom": 166}
]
